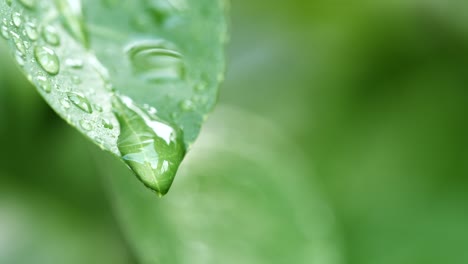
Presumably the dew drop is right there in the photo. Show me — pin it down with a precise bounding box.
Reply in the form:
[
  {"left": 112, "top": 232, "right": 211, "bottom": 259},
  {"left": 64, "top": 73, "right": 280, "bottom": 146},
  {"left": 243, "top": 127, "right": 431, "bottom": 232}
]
[
  {"left": 18, "top": 0, "right": 35, "bottom": 9},
  {"left": 104, "top": 83, "right": 114, "bottom": 91},
  {"left": 179, "top": 99, "right": 194, "bottom": 111},
  {"left": 1, "top": 25, "right": 9, "bottom": 39},
  {"left": 25, "top": 22, "right": 39, "bottom": 40},
  {"left": 12, "top": 12, "right": 22, "bottom": 27},
  {"left": 102, "top": 118, "right": 113, "bottom": 129},
  {"left": 60, "top": 98, "right": 71, "bottom": 109},
  {"left": 79, "top": 119, "right": 92, "bottom": 131},
  {"left": 71, "top": 75, "right": 81, "bottom": 84},
  {"left": 34, "top": 46, "right": 60, "bottom": 75},
  {"left": 146, "top": 0, "right": 179, "bottom": 26},
  {"left": 192, "top": 95, "right": 207, "bottom": 105},
  {"left": 194, "top": 82, "right": 207, "bottom": 92},
  {"left": 42, "top": 26, "right": 60, "bottom": 46},
  {"left": 112, "top": 94, "right": 186, "bottom": 196},
  {"left": 126, "top": 40, "right": 185, "bottom": 81},
  {"left": 15, "top": 51, "right": 25, "bottom": 66},
  {"left": 10, "top": 31, "right": 26, "bottom": 55},
  {"left": 36, "top": 76, "right": 52, "bottom": 93},
  {"left": 23, "top": 40, "right": 30, "bottom": 49},
  {"left": 93, "top": 104, "right": 103, "bottom": 112},
  {"left": 143, "top": 103, "right": 157, "bottom": 115},
  {"left": 67, "top": 92, "right": 93, "bottom": 113},
  {"left": 170, "top": 112, "right": 180, "bottom": 121},
  {"left": 65, "top": 58, "right": 83, "bottom": 69}
]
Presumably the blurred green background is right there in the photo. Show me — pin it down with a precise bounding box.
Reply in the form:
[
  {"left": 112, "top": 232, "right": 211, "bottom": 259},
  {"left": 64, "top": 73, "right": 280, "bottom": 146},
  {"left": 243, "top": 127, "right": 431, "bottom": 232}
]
[{"left": 1, "top": 1, "right": 468, "bottom": 263}]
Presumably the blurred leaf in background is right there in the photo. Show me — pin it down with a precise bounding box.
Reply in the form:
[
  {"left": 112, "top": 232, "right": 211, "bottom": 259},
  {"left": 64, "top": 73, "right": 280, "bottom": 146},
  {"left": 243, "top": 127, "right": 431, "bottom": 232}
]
[{"left": 2, "top": 0, "right": 468, "bottom": 264}]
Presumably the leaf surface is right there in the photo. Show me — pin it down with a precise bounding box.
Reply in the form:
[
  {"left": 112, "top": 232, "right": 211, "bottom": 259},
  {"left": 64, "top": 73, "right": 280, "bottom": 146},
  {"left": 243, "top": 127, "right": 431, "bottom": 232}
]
[{"left": 0, "top": 0, "right": 227, "bottom": 195}]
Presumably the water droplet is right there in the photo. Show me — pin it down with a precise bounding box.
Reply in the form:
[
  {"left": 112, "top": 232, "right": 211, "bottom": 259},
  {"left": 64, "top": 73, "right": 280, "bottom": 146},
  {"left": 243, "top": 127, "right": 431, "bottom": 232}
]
[
  {"left": 15, "top": 51, "right": 25, "bottom": 66},
  {"left": 104, "top": 83, "right": 114, "bottom": 91},
  {"left": 36, "top": 76, "right": 52, "bottom": 93},
  {"left": 42, "top": 26, "right": 60, "bottom": 46},
  {"left": 71, "top": 75, "right": 81, "bottom": 84},
  {"left": 102, "top": 118, "right": 113, "bottom": 129},
  {"left": 67, "top": 92, "right": 92, "bottom": 113},
  {"left": 143, "top": 104, "right": 157, "bottom": 115},
  {"left": 10, "top": 31, "right": 26, "bottom": 55},
  {"left": 179, "top": 99, "right": 194, "bottom": 111},
  {"left": 94, "top": 104, "right": 103, "bottom": 112},
  {"left": 12, "top": 12, "right": 22, "bottom": 27},
  {"left": 194, "top": 82, "right": 207, "bottom": 92},
  {"left": 112, "top": 94, "right": 186, "bottom": 196},
  {"left": 23, "top": 40, "right": 30, "bottom": 49},
  {"left": 18, "top": 0, "right": 35, "bottom": 9},
  {"left": 126, "top": 40, "right": 185, "bottom": 81},
  {"left": 79, "top": 119, "right": 92, "bottom": 131},
  {"left": 25, "top": 22, "right": 39, "bottom": 40},
  {"left": 131, "top": 15, "right": 152, "bottom": 31},
  {"left": 192, "top": 95, "right": 207, "bottom": 105},
  {"left": 146, "top": 0, "right": 181, "bottom": 25},
  {"left": 34, "top": 46, "right": 60, "bottom": 75},
  {"left": 60, "top": 98, "right": 71, "bottom": 109},
  {"left": 1, "top": 25, "right": 9, "bottom": 39},
  {"left": 170, "top": 112, "right": 179, "bottom": 120},
  {"left": 65, "top": 58, "right": 83, "bottom": 69}
]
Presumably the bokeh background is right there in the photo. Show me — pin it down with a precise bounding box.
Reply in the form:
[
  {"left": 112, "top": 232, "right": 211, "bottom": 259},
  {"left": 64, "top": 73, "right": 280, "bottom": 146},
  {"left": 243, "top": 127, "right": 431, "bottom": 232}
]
[{"left": 1, "top": 1, "right": 468, "bottom": 263}]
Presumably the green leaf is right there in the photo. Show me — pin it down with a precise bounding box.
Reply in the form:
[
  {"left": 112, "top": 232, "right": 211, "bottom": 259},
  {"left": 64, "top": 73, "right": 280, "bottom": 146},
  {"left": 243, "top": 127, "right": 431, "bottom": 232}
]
[{"left": 0, "top": 0, "right": 227, "bottom": 195}]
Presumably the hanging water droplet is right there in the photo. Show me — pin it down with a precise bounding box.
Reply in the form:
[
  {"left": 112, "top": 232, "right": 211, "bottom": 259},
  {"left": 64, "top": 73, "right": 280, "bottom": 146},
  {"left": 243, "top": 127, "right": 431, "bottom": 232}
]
[
  {"left": 25, "top": 22, "right": 39, "bottom": 40},
  {"left": 179, "top": 99, "right": 194, "bottom": 111},
  {"left": 65, "top": 58, "right": 83, "bottom": 69},
  {"left": 102, "top": 118, "right": 113, "bottom": 129},
  {"left": 79, "top": 119, "right": 92, "bottom": 131},
  {"left": 1, "top": 25, "right": 9, "bottom": 39},
  {"left": 10, "top": 31, "right": 26, "bottom": 55},
  {"left": 42, "top": 26, "right": 60, "bottom": 46},
  {"left": 60, "top": 98, "right": 71, "bottom": 109},
  {"left": 18, "top": 0, "right": 35, "bottom": 9},
  {"left": 67, "top": 92, "right": 93, "bottom": 113},
  {"left": 71, "top": 75, "right": 81, "bottom": 84},
  {"left": 36, "top": 76, "right": 52, "bottom": 93},
  {"left": 112, "top": 94, "right": 186, "bottom": 196},
  {"left": 34, "top": 46, "right": 60, "bottom": 75},
  {"left": 126, "top": 40, "right": 185, "bottom": 81},
  {"left": 12, "top": 12, "right": 22, "bottom": 27}
]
